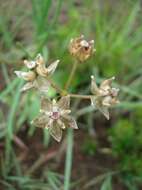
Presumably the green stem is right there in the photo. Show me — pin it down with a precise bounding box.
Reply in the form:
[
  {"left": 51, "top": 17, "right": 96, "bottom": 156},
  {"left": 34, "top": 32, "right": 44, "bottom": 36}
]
[
  {"left": 47, "top": 77, "right": 67, "bottom": 96},
  {"left": 64, "top": 60, "right": 78, "bottom": 90},
  {"left": 64, "top": 129, "right": 73, "bottom": 190},
  {"left": 69, "top": 93, "right": 92, "bottom": 99}
]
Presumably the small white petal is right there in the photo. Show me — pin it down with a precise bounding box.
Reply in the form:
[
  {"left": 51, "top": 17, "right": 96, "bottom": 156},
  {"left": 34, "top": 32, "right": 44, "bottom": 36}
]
[
  {"left": 80, "top": 34, "right": 84, "bottom": 39},
  {"left": 52, "top": 99, "right": 57, "bottom": 105},
  {"left": 80, "top": 40, "right": 89, "bottom": 47},
  {"left": 15, "top": 71, "right": 36, "bottom": 81},
  {"left": 70, "top": 38, "right": 73, "bottom": 43},
  {"left": 24, "top": 60, "right": 36, "bottom": 69},
  {"left": 90, "top": 40, "right": 94, "bottom": 44},
  {"left": 47, "top": 60, "right": 59, "bottom": 75},
  {"left": 15, "top": 71, "right": 26, "bottom": 78}
]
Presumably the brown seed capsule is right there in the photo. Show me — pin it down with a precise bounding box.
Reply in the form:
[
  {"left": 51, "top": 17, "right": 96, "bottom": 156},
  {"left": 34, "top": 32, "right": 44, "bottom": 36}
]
[
  {"left": 15, "top": 54, "right": 59, "bottom": 92},
  {"left": 91, "top": 76, "right": 120, "bottom": 120},
  {"left": 35, "top": 54, "right": 59, "bottom": 77},
  {"left": 69, "top": 35, "right": 95, "bottom": 62}
]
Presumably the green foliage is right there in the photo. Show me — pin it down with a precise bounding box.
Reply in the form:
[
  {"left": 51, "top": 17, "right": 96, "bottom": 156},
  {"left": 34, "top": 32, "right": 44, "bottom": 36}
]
[
  {"left": 109, "top": 119, "right": 142, "bottom": 177},
  {"left": 0, "top": 0, "right": 142, "bottom": 189},
  {"left": 100, "top": 175, "right": 112, "bottom": 190},
  {"left": 82, "top": 138, "right": 97, "bottom": 156}
]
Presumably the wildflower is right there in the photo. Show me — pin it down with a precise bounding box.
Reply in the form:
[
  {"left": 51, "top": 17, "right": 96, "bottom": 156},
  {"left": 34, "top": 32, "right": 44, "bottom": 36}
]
[
  {"left": 91, "top": 76, "right": 119, "bottom": 120},
  {"left": 31, "top": 96, "right": 78, "bottom": 142},
  {"left": 69, "top": 35, "right": 95, "bottom": 62},
  {"left": 15, "top": 54, "right": 59, "bottom": 92}
]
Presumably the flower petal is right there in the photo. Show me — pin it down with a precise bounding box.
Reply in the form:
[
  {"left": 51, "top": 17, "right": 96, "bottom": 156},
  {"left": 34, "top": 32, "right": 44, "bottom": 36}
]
[
  {"left": 24, "top": 60, "right": 36, "bottom": 69},
  {"left": 31, "top": 114, "right": 49, "bottom": 128},
  {"left": 35, "top": 76, "right": 50, "bottom": 92},
  {"left": 15, "top": 71, "right": 36, "bottom": 81},
  {"left": 91, "top": 76, "right": 99, "bottom": 95},
  {"left": 98, "top": 106, "right": 110, "bottom": 120},
  {"left": 41, "top": 97, "right": 52, "bottom": 111},
  {"left": 102, "top": 96, "right": 112, "bottom": 107},
  {"left": 58, "top": 96, "right": 70, "bottom": 110},
  {"left": 36, "top": 54, "right": 44, "bottom": 65},
  {"left": 47, "top": 60, "right": 59, "bottom": 75},
  {"left": 20, "top": 82, "right": 34, "bottom": 92},
  {"left": 90, "top": 96, "right": 97, "bottom": 106},
  {"left": 62, "top": 115, "right": 78, "bottom": 129},
  {"left": 68, "top": 117, "right": 78, "bottom": 129},
  {"left": 49, "top": 121, "right": 63, "bottom": 142},
  {"left": 100, "top": 77, "right": 115, "bottom": 90},
  {"left": 57, "top": 119, "right": 66, "bottom": 129},
  {"left": 36, "top": 64, "right": 48, "bottom": 77}
]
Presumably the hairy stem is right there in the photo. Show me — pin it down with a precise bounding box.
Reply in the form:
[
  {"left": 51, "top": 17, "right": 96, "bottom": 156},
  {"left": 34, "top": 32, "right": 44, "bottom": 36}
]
[{"left": 64, "top": 60, "right": 78, "bottom": 90}]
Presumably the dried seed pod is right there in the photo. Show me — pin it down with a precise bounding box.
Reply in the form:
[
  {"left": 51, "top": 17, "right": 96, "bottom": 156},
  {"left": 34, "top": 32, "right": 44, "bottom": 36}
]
[
  {"left": 15, "top": 54, "right": 59, "bottom": 92},
  {"left": 32, "top": 96, "right": 78, "bottom": 142},
  {"left": 36, "top": 57, "right": 59, "bottom": 77},
  {"left": 91, "top": 76, "right": 119, "bottom": 120},
  {"left": 69, "top": 35, "right": 95, "bottom": 62},
  {"left": 15, "top": 71, "right": 36, "bottom": 81}
]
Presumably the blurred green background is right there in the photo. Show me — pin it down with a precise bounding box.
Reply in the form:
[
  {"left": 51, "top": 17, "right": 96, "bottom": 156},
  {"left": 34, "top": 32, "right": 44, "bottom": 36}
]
[{"left": 0, "top": 0, "right": 142, "bottom": 189}]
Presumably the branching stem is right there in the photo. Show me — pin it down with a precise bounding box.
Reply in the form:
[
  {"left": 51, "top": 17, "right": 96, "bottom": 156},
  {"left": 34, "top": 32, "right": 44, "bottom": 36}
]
[{"left": 47, "top": 77, "right": 67, "bottom": 95}]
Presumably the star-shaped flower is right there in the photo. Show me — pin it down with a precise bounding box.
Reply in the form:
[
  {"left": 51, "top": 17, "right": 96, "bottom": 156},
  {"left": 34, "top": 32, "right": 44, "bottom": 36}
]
[
  {"left": 15, "top": 54, "right": 59, "bottom": 92},
  {"left": 31, "top": 96, "right": 78, "bottom": 142},
  {"left": 91, "top": 76, "right": 120, "bottom": 120},
  {"left": 69, "top": 35, "right": 96, "bottom": 62}
]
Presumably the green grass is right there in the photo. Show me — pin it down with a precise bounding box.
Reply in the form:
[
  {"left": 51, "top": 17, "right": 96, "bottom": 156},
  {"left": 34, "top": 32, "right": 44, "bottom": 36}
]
[{"left": 0, "top": 0, "right": 142, "bottom": 189}]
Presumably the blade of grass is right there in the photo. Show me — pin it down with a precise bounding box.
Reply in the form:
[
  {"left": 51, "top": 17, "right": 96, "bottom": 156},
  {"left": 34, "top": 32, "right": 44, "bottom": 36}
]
[
  {"left": 0, "top": 16, "right": 13, "bottom": 48},
  {"left": 100, "top": 175, "right": 112, "bottom": 190},
  {"left": 64, "top": 128, "right": 73, "bottom": 190},
  {"left": 5, "top": 80, "right": 24, "bottom": 171}
]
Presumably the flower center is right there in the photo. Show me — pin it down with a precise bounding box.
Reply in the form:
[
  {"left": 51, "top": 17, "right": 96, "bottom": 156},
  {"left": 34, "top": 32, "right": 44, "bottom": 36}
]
[
  {"left": 51, "top": 111, "right": 60, "bottom": 120},
  {"left": 80, "top": 40, "right": 89, "bottom": 47},
  {"left": 50, "top": 106, "right": 60, "bottom": 120}
]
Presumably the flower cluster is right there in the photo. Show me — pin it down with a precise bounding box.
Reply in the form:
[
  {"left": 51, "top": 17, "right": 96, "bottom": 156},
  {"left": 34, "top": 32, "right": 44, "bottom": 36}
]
[
  {"left": 15, "top": 35, "right": 120, "bottom": 142},
  {"left": 15, "top": 54, "right": 59, "bottom": 92}
]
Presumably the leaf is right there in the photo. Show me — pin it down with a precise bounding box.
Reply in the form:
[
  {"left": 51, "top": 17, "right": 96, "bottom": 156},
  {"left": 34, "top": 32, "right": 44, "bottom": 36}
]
[{"left": 100, "top": 175, "right": 112, "bottom": 190}]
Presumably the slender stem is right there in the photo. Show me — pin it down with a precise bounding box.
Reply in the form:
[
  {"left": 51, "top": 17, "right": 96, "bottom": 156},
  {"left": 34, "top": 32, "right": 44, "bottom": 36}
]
[
  {"left": 64, "top": 60, "right": 78, "bottom": 90},
  {"left": 69, "top": 93, "right": 92, "bottom": 99},
  {"left": 47, "top": 77, "right": 67, "bottom": 95},
  {"left": 64, "top": 129, "right": 73, "bottom": 190},
  {"left": 76, "top": 106, "right": 96, "bottom": 118}
]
